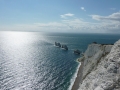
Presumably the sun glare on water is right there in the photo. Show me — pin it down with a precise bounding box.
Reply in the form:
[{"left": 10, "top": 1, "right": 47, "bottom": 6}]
[{"left": 3, "top": 31, "right": 31, "bottom": 47}]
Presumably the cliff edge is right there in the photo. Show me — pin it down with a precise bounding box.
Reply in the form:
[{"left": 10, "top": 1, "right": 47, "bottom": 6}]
[{"left": 78, "top": 40, "right": 120, "bottom": 90}]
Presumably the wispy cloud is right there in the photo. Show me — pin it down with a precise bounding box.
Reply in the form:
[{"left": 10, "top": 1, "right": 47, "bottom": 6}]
[
  {"left": 110, "top": 8, "right": 116, "bottom": 10},
  {"left": 60, "top": 13, "right": 74, "bottom": 19},
  {"left": 88, "top": 12, "right": 120, "bottom": 33},
  {"left": 81, "top": 7, "right": 86, "bottom": 11},
  {"left": 90, "top": 12, "right": 120, "bottom": 21},
  {"left": 1, "top": 12, "right": 120, "bottom": 33}
]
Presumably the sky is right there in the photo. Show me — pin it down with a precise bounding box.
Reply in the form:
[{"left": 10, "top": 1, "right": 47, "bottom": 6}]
[{"left": 0, "top": 0, "right": 120, "bottom": 33}]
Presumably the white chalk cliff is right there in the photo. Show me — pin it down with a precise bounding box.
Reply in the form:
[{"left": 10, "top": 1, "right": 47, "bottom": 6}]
[{"left": 78, "top": 40, "right": 120, "bottom": 90}]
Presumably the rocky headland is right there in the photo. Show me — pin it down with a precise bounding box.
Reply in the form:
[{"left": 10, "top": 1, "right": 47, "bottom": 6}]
[{"left": 77, "top": 40, "right": 120, "bottom": 90}]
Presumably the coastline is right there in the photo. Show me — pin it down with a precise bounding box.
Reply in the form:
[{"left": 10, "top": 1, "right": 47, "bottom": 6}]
[
  {"left": 77, "top": 42, "right": 120, "bottom": 90},
  {"left": 71, "top": 61, "right": 84, "bottom": 90}
]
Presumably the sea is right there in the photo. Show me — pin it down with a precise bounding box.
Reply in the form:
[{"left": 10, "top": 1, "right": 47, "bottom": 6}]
[{"left": 0, "top": 31, "right": 120, "bottom": 90}]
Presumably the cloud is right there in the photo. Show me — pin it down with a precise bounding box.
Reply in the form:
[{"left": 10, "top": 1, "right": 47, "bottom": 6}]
[
  {"left": 1, "top": 12, "right": 120, "bottom": 34},
  {"left": 1, "top": 18, "right": 120, "bottom": 33},
  {"left": 0, "top": 22, "right": 70, "bottom": 32},
  {"left": 60, "top": 13, "right": 74, "bottom": 19},
  {"left": 90, "top": 12, "right": 120, "bottom": 21},
  {"left": 110, "top": 8, "right": 116, "bottom": 10},
  {"left": 81, "top": 7, "right": 86, "bottom": 11},
  {"left": 89, "top": 12, "right": 120, "bottom": 33}
]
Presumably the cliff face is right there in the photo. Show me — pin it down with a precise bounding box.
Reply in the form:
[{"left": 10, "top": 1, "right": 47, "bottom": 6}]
[{"left": 78, "top": 40, "right": 120, "bottom": 90}]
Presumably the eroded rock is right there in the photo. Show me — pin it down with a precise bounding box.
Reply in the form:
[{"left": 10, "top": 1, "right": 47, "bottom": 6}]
[{"left": 78, "top": 40, "right": 120, "bottom": 90}]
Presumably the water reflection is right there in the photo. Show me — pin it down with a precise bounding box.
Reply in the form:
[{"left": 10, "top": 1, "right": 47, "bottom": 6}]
[
  {"left": 0, "top": 31, "right": 79, "bottom": 90},
  {"left": 0, "top": 31, "right": 46, "bottom": 89}
]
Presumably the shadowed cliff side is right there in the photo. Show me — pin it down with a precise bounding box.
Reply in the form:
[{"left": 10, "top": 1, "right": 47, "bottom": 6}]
[{"left": 72, "top": 61, "right": 84, "bottom": 90}]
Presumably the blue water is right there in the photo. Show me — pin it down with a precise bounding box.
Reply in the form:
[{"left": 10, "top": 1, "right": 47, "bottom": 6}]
[{"left": 0, "top": 31, "right": 120, "bottom": 90}]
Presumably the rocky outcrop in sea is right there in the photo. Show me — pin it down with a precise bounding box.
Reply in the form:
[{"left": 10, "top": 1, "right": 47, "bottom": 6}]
[{"left": 78, "top": 40, "right": 120, "bottom": 90}]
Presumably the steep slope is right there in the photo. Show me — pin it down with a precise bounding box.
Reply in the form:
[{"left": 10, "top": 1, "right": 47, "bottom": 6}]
[{"left": 78, "top": 40, "right": 120, "bottom": 90}]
